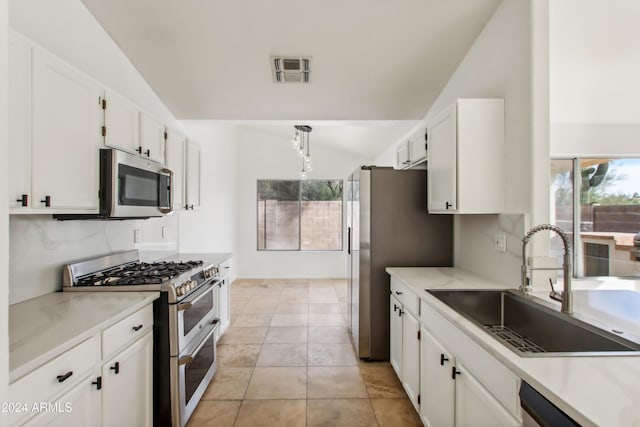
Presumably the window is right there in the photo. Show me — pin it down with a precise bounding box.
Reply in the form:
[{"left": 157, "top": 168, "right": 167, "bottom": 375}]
[
  {"left": 257, "top": 180, "right": 343, "bottom": 251},
  {"left": 550, "top": 158, "right": 640, "bottom": 277}
]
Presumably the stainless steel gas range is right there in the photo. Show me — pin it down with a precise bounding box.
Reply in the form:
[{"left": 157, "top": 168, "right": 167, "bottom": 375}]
[{"left": 63, "top": 250, "right": 223, "bottom": 427}]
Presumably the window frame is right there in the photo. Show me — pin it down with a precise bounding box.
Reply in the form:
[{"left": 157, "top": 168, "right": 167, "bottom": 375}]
[
  {"left": 256, "top": 179, "right": 344, "bottom": 252},
  {"left": 550, "top": 156, "right": 640, "bottom": 278}
]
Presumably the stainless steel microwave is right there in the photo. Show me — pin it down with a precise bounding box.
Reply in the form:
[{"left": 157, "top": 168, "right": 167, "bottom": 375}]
[{"left": 55, "top": 148, "right": 173, "bottom": 220}]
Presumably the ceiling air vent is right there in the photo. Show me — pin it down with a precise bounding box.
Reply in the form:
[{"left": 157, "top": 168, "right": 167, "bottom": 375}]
[{"left": 271, "top": 56, "right": 311, "bottom": 83}]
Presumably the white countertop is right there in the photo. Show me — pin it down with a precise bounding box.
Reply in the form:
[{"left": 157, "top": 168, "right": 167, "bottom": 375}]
[
  {"left": 9, "top": 291, "right": 159, "bottom": 383},
  {"left": 386, "top": 267, "right": 640, "bottom": 427}
]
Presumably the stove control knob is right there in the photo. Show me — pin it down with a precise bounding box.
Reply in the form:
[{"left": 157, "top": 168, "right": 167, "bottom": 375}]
[
  {"left": 191, "top": 280, "right": 197, "bottom": 289},
  {"left": 176, "top": 286, "right": 182, "bottom": 296}
]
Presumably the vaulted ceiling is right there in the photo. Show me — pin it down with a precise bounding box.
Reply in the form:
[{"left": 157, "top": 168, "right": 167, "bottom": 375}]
[{"left": 80, "top": 0, "right": 500, "bottom": 122}]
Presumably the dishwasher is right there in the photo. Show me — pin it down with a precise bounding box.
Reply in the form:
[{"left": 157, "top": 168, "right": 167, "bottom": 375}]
[{"left": 520, "top": 381, "right": 581, "bottom": 427}]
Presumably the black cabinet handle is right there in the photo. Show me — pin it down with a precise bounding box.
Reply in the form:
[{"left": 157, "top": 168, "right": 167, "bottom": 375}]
[
  {"left": 136, "top": 146, "right": 142, "bottom": 154},
  {"left": 132, "top": 324, "right": 143, "bottom": 331},
  {"left": 393, "top": 304, "right": 397, "bottom": 312},
  {"left": 92, "top": 376, "right": 102, "bottom": 390},
  {"left": 452, "top": 367, "right": 461, "bottom": 379},
  {"left": 110, "top": 362, "right": 120, "bottom": 374},
  {"left": 16, "top": 194, "right": 28, "bottom": 207},
  {"left": 445, "top": 202, "right": 452, "bottom": 209},
  {"left": 395, "top": 291, "right": 403, "bottom": 295},
  {"left": 41, "top": 195, "right": 51, "bottom": 207},
  {"left": 57, "top": 371, "right": 73, "bottom": 383},
  {"left": 398, "top": 309, "right": 402, "bottom": 317},
  {"left": 144, "top": 149, "right": 150, "bottom": 157},
  {"left": 440, "top": 354, "right": 449, "bottom": 365}
]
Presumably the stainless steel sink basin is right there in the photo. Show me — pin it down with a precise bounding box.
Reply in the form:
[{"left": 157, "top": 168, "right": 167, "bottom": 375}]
[{"left": 428, "top": 289, "right": 640, "bottom": 357}]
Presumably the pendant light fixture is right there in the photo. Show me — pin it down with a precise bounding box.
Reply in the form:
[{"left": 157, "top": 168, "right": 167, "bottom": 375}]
[{"left": 292, "top": 125, "right": 312, "bottom": 179}]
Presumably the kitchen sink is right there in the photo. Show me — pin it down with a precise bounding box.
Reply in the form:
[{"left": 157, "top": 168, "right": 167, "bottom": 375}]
[{"left": 427, "top": 289, "right": 640, "bottom": 357}]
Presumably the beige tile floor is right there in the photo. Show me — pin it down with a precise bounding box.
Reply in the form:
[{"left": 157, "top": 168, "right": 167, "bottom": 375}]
[{"left": 187, "top": 279, "right": 423, "bottom": 427}]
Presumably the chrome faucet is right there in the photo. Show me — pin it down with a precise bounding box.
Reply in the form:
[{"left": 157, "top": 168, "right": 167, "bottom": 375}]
[{"left": 521, "top": 224, "right": 573, "bottom": 314}]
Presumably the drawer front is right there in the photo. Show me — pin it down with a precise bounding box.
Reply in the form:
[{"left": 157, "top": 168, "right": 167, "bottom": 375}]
[
  {"left": 102, "top": 304, "right": 153, "bottom": 360},
  {"left": 421, "top": 300, "right": 521, "bottom": 419},
  {"left": 10, "top": 336, "right": 99, "bottom": 424},
  {"left": 390, "top": 277, "right": 419, "bottom": 316},
  {"left": 219, "top": 259, "right": 231, "bottom": 279}
]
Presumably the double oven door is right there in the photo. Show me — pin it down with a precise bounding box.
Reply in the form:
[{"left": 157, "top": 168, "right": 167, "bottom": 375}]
[{"left": 169, "top": 279, "right": 220, "bottom": 426}]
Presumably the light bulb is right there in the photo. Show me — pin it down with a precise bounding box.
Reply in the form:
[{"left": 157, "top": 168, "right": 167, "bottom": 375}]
[
  {"left": 306, "top": 164, "right": 312, "bottom": 172},
  {"left": 304, "top": 156, "right": 312, "bottom": 166},
  {"left": 298, "top": 149, "right": 305, "bottom": 158},
  {"left": 300, "top": 170, "right": 307, "bottom": 180},
  {"left": 292, "top": 138, "right": 300, "bottom": 149}
]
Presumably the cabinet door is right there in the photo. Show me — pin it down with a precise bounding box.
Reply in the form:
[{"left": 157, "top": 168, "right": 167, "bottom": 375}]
[
  {"left": 165, "top": 129, "right": 186, "bottom": 210},
  {"left": 8, "top": 32, "right": 32, "bottom": 209},
  {"left": 396, "top": 142, "right": 410, "bottom": 169},
  {"left": 427, "top": 105, "right": 457, "bottom": 213},
  {"left": 218, "top": 277, "right": 231, "bottom": 334},
  {"left": 420, "top": 327, "right": 455, "bottom": 427},
  {"left": 103, "top": 89, "right": 140, "bottom": 154},
  {"left": 24, "top": 371, "right": 101, "bottom": 427},
  {"left": 409, "top": 132, "right": 427, "bottom": 163},
  {"left": 454, "top": 363, "right": 520, "bottom": 427},
  {"left": 389, "top": 296, "right": 403, "bottom": 378},
  {"left": 402, "top": 310, "right": 420, "bottom": 410},
  {"left": 139, "top": 112, "right": 166, "bottom": 164},
  {"left": 185, "top": 140, "right": 201, "bottom": 209},
  {"left": 102, "top": 332, "right": 153, "bottom": 427},
  {"left": 31, "top": 48, "right": 102, "bottom": 211}
]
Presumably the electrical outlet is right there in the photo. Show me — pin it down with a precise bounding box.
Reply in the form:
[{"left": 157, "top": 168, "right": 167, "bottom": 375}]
[
  {"left": 134, "top": 228, "right": 141, "bottom": 244},
  {"left": 162, "top": 226, "right": 168, "bottom": 239},
  {"left": 494, "top": 233, "right": 507, "bottom": 252}
]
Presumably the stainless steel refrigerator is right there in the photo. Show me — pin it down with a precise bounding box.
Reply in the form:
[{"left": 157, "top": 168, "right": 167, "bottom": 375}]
[{"left": 347, "top": 166, "right": 453, "bottom": 360}]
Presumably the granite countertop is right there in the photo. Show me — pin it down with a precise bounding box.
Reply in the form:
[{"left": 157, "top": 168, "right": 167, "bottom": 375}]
[
  {"left": 9, "top": 291, "right": 159, "bottom": 383},
  {"left": 386, "top": 267, "right": 640, "bottom": 427}
]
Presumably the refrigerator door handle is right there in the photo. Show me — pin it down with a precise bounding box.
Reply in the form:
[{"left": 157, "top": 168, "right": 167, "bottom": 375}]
[{"left": 347, "top": 227, "right": 351, "bottom": 254}]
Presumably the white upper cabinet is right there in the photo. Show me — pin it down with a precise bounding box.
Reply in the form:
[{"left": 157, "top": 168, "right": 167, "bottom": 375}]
[
  {"left": 8, "top": 31, "right": 31, "bottom": 209},
  {"left": 396, "top": 127, "right": 427, "bottom": 169},
  {"left": 427, "top": 99, "right": 504, "bottom": 214},
  {"left": 140, "top": 112, "right": 166, "bottom": 164},
  {"left": 30, "top": 48, "right": 103, "bottom": 212},
  {"left": 185, "top": 140, "right": 201, "bottom": 209},
  {"left": 165, "top": 129, "right": 186, "bottom": 210},
  {"left": 103, "top": 89, "right": 140, "bottom": 155}
]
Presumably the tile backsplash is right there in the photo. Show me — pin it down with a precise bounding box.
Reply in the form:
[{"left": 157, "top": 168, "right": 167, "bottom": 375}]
[{"left": 9, "top": 214, "right": 178, "bottom": 304}]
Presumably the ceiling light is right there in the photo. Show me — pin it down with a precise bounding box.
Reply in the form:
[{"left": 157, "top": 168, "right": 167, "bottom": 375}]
[{"left": 292, "top": 125, "right": 312, "bottom": 180}]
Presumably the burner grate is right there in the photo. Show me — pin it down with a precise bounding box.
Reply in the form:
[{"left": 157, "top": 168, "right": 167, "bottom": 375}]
[{"left": 484, "top": 325, "right": 547, "bottom": 353}]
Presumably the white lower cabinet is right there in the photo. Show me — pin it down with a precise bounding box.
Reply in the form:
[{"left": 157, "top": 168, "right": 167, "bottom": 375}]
[
  {"left": 454, "top": 363, "right": 520, "bottom": 427},
  {"left": 420, "top": 326, "right": 455, "bottom": 427},
  {"left": 402, "top": 310, "right": 420, "bottom": 411},
  {"left": 24, "top": 370, "right": 101, "bottom": 427},
  {"left": 217, "top": 260, "right": 232, "bottom": 335},
  {"left": 102, "top": 331, "right": 153, "bottom": 427},
  {"left": 389, "top": 295, "right": 403, "bottom": 377}
]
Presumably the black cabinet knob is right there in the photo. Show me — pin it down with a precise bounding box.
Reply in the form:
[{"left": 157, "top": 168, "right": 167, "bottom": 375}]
[
  {"left": 144, "top": 149, "right": 150, "bottom": 157},
  {"left": 56, "top": 371, "right": 73, "bottom": 383},
  {"left": 16, "top": 194, "right": 28, "bottom": 207},
  {"left": 40, "top": 195, "right": 51, "bottom": 207},
  {"left": 132, "top": 324, "right": 143, "bottom": 331},
  {"left": 445, "top": 202, "right": 452, "bottom": 209},
  {"left": 136, "top": 146, "right": 143, "bottom": 154},
  {"left": 92, "top": 376, "right": 102, "bottom": 390},
  {"left": 451, "top": 367, "right": 461, "bottom": 379},
  {"left": 440, "top": 354, "right": 449, "bottom": 365},
  {"left": 110, "top": 361, "right": 120, "bottom": 374}
]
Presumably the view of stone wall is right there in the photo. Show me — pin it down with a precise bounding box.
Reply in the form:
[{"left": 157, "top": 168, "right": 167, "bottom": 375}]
[{"left": 258, "top": 200, "right": 342, "bottom": 250}]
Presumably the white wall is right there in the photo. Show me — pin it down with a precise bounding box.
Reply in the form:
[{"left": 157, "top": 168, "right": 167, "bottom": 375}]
[
  {"left": 176, "top": 123, "right": 237, "bottom": 280},
  {"left": 375, "top": 0, "right": 535, "bottom": 285},
  {"left": 234, "top": 126, "right": 364, "bottom": 279},
  {"left": 1, "top": 0, "right": 10, "bottom": 405},
  {"left": 7, "top": 0, "right": 181, "bottom": 303},
  {"left": 550, "top": 0, "right": 640, "bottom": 156}
]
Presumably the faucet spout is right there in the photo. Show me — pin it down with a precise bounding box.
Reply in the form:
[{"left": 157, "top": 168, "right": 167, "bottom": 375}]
[{"left": 521, "top": 224, "right": 573, "bottom": 314}]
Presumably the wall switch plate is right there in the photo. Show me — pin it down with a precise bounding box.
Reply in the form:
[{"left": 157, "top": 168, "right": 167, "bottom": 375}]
[
  {"left": 134, "top": 228, "right": 141, "bottom": 244},
  {"left": 161, "top": 226, "right": 168, "bottom": 239},
  {"left": 494, "top": 233, "right": 507, "bottom": 252}
]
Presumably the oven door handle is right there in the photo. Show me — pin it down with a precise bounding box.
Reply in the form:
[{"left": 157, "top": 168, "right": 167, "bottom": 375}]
[
  {"left": 177, "top": 320, "right": 219, "bottom": 366},
  {"left": 178, "top": 280, "right": 219, "bottom": 310}
]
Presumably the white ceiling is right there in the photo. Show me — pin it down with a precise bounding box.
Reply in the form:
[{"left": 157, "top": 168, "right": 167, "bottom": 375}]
[{"left": 80, "top": 0, "right": 500, "bottom": 122}]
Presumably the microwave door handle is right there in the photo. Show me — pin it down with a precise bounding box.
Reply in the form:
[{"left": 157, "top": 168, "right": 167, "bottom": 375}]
[{"left": 159, "top": 168, "right": 173, "bottom": 214}]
